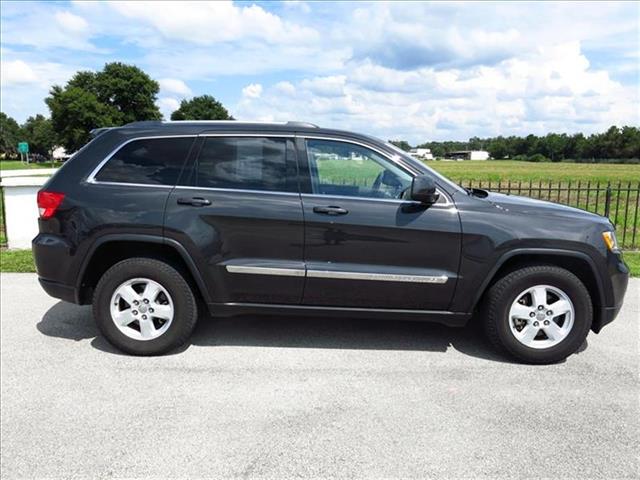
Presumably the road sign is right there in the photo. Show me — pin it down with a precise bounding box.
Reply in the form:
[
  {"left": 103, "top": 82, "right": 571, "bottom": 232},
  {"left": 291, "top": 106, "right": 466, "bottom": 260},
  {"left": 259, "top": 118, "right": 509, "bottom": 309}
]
[{"left": 17, "top": 142, "right": 29, "bottom": 154}]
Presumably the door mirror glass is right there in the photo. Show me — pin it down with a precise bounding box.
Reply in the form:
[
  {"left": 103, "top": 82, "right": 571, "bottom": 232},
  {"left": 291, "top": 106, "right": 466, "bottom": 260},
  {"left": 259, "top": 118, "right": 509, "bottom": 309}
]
[{"left": 410, "top": 175, "right": 440, "bottom": 204}]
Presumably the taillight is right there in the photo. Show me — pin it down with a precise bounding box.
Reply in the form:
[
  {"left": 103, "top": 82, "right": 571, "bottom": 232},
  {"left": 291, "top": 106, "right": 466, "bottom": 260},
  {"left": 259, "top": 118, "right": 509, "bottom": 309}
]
[{"left": 37, "top": 190, "right": 65, "bottom": 219}]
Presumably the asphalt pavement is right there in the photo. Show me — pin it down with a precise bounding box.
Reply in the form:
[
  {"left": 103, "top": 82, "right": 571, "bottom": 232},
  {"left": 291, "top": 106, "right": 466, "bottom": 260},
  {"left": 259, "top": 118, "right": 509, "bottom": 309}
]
[{"left": 1, "top": 273, "right": 638, "bottom": 479}]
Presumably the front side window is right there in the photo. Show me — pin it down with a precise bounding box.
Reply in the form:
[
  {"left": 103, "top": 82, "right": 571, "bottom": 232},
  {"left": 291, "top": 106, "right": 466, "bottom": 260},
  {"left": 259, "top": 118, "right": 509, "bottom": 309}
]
[
  {"left": 195, "top": 137, "right": 296, "bottom": 192},
  {"left": 95, "top": 137, "right": 194, "bottom": 185},
  {"left": 306, "top": 139, "right": 412, "bottom": 199}
]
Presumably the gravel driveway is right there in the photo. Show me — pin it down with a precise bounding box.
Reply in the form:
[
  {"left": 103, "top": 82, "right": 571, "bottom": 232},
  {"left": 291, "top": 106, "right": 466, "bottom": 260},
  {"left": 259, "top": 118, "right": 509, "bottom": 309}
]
[{"left": 1, "top": 273, "right": 638, "bottom": 479}]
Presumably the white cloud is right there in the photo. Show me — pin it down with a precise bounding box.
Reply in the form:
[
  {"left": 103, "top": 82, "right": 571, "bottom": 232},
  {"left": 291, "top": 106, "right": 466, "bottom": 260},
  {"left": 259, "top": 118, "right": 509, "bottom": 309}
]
[
  {"left": 242, "top": 83, "right": 263, "bottom": 99},
  {"left": 108, "top": 1, "right": 318, "bottom": 45},
  {"left": 54, "top": 11, "right": 88, "bottom": 32},
  {"left": 157, "top": 97, "right": 181, "bottom": 119},
  {"left": 1, "top": 60, "right": 38, "bottom": 86},
  {"left": 235, "top": 41, "right": 638, "bottom": 143},
  {"left": 158, "top": 78, "right": 192, "bottom": 96}
]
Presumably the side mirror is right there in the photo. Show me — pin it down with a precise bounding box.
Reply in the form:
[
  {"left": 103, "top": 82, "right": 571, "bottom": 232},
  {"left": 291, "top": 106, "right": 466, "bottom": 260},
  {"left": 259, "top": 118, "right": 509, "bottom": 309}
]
[{"left": 410, "top": 175, "right": 440, "bottom": 204}]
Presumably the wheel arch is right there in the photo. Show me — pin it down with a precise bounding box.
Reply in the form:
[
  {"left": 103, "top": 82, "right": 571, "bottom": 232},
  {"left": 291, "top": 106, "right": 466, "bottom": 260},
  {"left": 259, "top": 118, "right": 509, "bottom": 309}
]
[
  {"left": 472, "top": 249, "right": 605, "bottom": 327},
  {"left": 76, "top": 235, "right": 211, "bottom": 305}
]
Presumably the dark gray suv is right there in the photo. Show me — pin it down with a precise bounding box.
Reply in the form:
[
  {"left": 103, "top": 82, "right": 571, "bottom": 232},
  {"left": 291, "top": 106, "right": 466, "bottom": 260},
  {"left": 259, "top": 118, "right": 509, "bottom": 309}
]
[{"left": 32, "top": 121, "right": 629, "bottom": 363}]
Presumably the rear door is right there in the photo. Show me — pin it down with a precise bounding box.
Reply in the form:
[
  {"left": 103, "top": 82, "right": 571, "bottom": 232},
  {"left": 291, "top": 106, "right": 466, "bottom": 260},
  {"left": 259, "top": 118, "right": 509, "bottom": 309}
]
[
  {"left": 298, "top": 137, "right": 461, "bottom": 310},
  {"left": 164, "top": 134, "right": 305, "bottom": 305}
]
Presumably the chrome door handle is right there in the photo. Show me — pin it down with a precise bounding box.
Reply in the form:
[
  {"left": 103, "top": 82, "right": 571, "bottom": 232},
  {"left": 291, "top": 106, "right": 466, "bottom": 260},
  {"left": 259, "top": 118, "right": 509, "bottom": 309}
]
[
  {"left": 313, "top": 206, "right": 348, "bottom": 215},
  {"left": 177, "top": 197, "right": 211, "bottom": 207}
]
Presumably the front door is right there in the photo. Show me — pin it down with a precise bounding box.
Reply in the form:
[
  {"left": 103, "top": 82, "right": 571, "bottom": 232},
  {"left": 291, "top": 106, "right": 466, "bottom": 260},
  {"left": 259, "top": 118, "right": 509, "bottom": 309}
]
[
  {"left": 164, "top": 135, "right": 305, "bottom": 305},
  {"left": 299, "top": 138, "right": 461, "bottom": 310}
]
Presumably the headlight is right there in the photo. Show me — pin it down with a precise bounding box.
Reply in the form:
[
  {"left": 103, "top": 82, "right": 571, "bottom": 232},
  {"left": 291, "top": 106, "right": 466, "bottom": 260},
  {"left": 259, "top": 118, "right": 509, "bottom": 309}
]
[{"left": 602, "top": 231, "right": 619, "bottom": 252}]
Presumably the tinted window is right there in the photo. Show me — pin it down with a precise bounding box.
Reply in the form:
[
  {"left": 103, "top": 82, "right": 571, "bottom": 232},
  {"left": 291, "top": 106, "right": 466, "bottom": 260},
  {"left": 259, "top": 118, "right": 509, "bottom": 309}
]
[
  {"left": 195, "top": 137, "right": 296, "bottom": 192},
  {"left": 95, "top": 137, "right": 194, "bottom": 185},
  {"left": 306, "top": 139, "right": 412, "bottom": 199}
]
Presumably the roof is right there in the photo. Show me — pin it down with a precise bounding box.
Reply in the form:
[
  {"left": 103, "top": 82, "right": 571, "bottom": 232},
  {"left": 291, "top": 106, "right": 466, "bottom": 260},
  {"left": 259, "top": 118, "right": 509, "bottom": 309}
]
[{"left": 99, "top": 120, "right": 386, "bottom": 145}]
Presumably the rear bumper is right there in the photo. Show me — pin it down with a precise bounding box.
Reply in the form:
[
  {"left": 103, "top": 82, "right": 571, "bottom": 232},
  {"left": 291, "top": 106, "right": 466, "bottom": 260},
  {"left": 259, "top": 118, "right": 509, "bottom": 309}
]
[
  {"left": 38, "top": 278, "right": 78, "bottom": 304},
  {"left": 33, "top": 233, "right": 80, "bottom": 304}
]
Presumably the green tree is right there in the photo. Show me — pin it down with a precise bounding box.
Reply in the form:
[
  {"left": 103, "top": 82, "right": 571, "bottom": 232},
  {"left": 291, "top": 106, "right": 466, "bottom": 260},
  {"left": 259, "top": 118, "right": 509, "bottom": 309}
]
[
  {"left": 21, "top": 114, "right": 56, "bottom": 156},
  {"left": 389, "top": 139, "right": 412, "bottom": 152},
  {"left": 170, "top": 95, "right": 233, "bottom": 120},
  {"left": 46, "top": 63, "right": 161, "bottom": 151},
  {"left": 0, "top": 112, "right": 22, "bottom": 156}
]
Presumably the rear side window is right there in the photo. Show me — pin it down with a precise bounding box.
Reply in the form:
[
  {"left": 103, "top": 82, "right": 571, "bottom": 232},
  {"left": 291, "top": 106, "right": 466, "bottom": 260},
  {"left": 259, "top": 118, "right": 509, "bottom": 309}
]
[
  {"left": 194, "top": 137, "right": 297, "bottom": 192},
  {"left": 95, "top": 137, "right": 194, "bottom": 185}
]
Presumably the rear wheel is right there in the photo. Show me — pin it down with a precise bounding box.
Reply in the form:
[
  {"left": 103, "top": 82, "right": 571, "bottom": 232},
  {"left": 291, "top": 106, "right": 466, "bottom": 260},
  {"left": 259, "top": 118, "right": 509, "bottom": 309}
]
[
  {"left": 483, "top": 266, "right": 592, "bottom": 364},
  {"left": 93, "top": 258, "right": 198, "bottom": 355}
]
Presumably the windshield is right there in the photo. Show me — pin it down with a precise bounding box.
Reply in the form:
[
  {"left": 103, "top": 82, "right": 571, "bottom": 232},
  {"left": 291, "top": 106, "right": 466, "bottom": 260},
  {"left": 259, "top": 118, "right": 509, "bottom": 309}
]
[{"left": 384, "top": 141, "right": 466, "bottom": 194}]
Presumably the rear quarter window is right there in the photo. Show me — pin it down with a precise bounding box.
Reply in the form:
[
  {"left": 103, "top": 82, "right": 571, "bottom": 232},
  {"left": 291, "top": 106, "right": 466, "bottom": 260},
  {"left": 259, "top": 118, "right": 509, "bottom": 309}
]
[{"left": 94, "top": 137, "right": 194, "bottom": 185}]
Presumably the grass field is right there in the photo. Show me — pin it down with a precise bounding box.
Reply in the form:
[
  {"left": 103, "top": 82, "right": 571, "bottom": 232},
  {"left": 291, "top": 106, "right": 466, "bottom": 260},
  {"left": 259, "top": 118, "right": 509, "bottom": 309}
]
[
  {"left": 428, "top": 160, "right": 640, "bottom": 183},
  {"left": 0, "top": 160, "right": 62, "bottom": 170}
]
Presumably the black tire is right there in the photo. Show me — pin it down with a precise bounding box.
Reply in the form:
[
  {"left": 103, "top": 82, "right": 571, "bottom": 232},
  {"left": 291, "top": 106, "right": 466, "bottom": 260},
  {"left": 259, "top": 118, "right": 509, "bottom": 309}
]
[
  {"left": 483, "top": 265, "right": 592, "bottom": 364},
  {"left": 93, "top": 258, "right": 198, "bottom": 356}
]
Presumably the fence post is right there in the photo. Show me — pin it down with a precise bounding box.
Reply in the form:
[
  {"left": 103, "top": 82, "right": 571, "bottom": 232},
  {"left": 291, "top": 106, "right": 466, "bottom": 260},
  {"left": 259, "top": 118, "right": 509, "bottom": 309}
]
[{"left": 604, "top": 185, "right": 612, "bottom": 218}]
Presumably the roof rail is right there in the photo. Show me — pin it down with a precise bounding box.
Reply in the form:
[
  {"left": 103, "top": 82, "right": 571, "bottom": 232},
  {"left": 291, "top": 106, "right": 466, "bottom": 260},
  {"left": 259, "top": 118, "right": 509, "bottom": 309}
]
[
  {"left": 89, "top": 127, "right": 115, "bottom": 138},
  {"left": 286, "top": 121, "right": 318, "bottom": 128}
]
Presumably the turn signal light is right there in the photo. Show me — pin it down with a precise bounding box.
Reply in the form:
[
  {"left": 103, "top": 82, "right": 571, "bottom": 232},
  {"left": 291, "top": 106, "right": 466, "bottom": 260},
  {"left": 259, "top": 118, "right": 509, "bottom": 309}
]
[
  {"left": 602, "top": 231, "right": 619, "bottom": 252},
  {"left": 37, "top": 190, "right": 65, "bottom": 219}
]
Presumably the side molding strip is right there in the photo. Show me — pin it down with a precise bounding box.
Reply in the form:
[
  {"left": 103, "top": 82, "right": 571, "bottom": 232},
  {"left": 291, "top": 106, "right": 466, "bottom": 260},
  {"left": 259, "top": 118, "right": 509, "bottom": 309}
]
[
  {"left": 307, "top": 270, "right": 448, "bottom": 284},
  {"left": 225, "top": 265, "right": 448, "bottom": 284},
  {"left": 225, "top": 265, "right": 305, "bottom": 277}
]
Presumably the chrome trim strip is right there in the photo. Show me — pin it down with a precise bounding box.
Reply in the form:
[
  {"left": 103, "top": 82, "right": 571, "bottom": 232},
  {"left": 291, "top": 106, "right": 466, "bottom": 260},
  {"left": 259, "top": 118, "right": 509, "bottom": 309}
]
[
  {"left": 86, "top": 135, "right": 198, "bottom": 185},
  {"left": 225, "top": 265, "right": 305, "bottom": 277},
  {"left": 307, "top": 270, "right": 448, "bottom": 284},
  {"left": 199, "top": 133, "right": 296, "bottom": 138}
]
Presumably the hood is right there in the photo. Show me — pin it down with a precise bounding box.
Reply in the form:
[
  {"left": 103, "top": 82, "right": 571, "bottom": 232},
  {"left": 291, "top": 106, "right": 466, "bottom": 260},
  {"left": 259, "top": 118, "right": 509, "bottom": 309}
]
[{"left": 480, "top": 190, "right": 607, "bottom": 223}]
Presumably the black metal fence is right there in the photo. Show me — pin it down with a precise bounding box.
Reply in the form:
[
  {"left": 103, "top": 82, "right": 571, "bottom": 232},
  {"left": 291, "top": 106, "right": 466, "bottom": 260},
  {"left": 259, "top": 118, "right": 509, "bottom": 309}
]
[{"left": 460, "top": 180, "right": 640, "bottom": 249}]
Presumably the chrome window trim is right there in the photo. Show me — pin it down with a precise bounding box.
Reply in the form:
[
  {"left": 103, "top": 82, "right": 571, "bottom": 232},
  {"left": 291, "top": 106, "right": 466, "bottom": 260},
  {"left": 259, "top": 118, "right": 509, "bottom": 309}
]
[
  {"left": 307, "top": 270, "right": 448, "bottom": 284},
  {"left": 225, "top": 265, "right": 305, "bottom": 277},
  {"left": 300, "top": 192, "right": 452, "bottom": 208},
  {"left": 297, "top": 135, "right": 452, "bottom": 206},
  {"left": 86, "top": 135, "right": 199, "bottom": 185}
]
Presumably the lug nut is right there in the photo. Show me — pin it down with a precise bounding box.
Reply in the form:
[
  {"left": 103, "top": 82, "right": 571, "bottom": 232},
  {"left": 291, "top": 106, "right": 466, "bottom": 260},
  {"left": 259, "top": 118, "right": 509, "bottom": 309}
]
[
  {"left": 533, "top": 321, "right": 539, "bottom": 327},
  {"left": 132, "top": 310, "right": 138, "bottom": 315},
  {"left": 546, "top": 310, "right": 553, "bottom": 316},
  {"left": 142, "top": 315, "right": 147, "bottom": 320},
  {"left": 143, "top": 299, "right": 149, "bottom": 304},
  {"left": 538, "top": 305, "right": 544, "bottom": 310},
  {"left": 133, "top": 300, "right": 139, "bottom": 306},
  {"left": 529, "top": 312, "right": 536, "bottom": 318},
  {"left": 149, "top": 308, "right": 154, "bottom": 313},
  {"left": 544, "top": 320, "right": 550, "bottom": 326}
]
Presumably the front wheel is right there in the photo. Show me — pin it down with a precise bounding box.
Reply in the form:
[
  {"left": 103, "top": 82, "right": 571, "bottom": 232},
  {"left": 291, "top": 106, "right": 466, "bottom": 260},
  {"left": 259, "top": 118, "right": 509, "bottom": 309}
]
[
  {"left": 93, "top": 258, "right": 198, "bottom": 355},
  {"left": 483, "top": 266, "right": 592, "bottom": 364}
]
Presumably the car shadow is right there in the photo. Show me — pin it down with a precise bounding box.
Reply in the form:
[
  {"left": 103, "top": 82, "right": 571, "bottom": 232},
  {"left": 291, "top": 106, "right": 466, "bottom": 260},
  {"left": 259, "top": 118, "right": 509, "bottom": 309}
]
[{"left": 37, "top": 301, "right": 588, "bottom": 363}]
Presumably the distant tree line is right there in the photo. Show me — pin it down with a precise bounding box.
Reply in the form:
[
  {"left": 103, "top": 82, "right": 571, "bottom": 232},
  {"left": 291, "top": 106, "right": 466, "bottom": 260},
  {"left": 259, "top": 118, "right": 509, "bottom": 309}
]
[
  {"left": 1, "top": 62, "right": 233, "bottom": 156},
  {"left": 391, "top": 126, "right": 640, "bottom": 162}
]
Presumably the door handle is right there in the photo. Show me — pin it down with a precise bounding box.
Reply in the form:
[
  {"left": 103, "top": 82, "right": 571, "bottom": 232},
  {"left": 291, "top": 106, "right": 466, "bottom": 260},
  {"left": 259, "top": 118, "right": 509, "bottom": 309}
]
[
  {"left": 177, "top": 197, "right": 211, "bottom": 207},
  {"left": 313, "top": 205, "right": 348, "bottom": 216}
]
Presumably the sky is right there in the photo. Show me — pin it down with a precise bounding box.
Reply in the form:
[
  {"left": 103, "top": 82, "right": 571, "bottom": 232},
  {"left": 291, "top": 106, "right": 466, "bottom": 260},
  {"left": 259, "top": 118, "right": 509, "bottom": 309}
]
[{"left": 1, "top": 0, "right": 638, "bottom": 143}]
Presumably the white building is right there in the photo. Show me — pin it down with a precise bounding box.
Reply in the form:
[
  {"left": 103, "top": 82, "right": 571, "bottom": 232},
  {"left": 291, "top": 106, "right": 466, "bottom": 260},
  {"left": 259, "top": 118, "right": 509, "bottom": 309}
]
[
  {"left": 409, "top": 148, "right": 434, "bottom": 160},
  {"left": 447, "top": 150, "right": 490, "bottom": 161}
]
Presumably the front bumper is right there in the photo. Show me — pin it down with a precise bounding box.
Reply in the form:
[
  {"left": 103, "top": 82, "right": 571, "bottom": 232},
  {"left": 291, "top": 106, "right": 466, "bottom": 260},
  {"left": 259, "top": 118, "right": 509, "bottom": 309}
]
[{"left": 592, "top": 251, "right": 629, "bottom": 333}]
